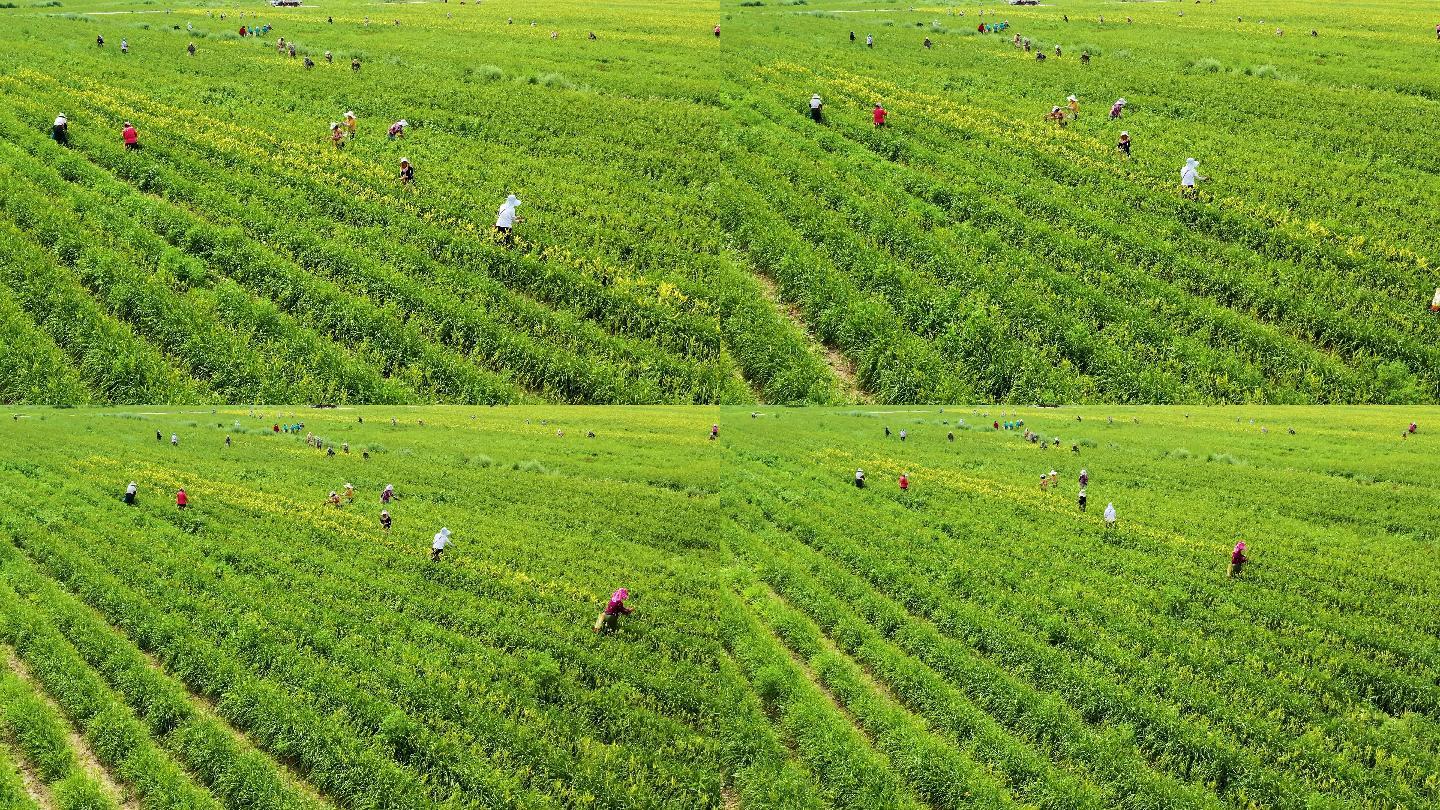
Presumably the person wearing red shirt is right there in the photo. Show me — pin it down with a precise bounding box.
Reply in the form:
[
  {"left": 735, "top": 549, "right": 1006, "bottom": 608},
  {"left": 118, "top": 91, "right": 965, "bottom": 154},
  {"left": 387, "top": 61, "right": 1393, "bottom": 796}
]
[
  {"left": 122, "top": 121, "right": 139, "bottom": 150},
  {"left": 872, "top": 103, "right": 887, "bottom": 127},
  {"left": 176, "top": 489, "right": 188, "bottom": 509},
  {"left": 898, "top": 472, "right": 909, "bottom": 491}
]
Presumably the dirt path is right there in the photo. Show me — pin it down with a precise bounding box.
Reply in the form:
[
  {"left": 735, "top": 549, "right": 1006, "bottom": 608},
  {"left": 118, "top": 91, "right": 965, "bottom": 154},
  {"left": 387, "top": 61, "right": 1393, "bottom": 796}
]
[
  {"left": 750, "top": 271, "right": 869, "bottom": 402},
  {"left": 4, "top": 648, "right": 139, "bottom": 810},
  {"left": 131, "top": 648, "right": 336, "bottom": 810}
]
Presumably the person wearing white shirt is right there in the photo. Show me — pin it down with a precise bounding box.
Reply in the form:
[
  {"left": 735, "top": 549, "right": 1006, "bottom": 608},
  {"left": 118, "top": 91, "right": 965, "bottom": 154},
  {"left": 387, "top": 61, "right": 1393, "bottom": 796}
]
[
  {"left": 431, "top": 527, "right": 453, "bottom": 561},
  {"left": 494, "top": 194, "right": 522, "bottom": 246},
  {"left": 1180, "top": 158, "right": 1205, "bottom": 198}
]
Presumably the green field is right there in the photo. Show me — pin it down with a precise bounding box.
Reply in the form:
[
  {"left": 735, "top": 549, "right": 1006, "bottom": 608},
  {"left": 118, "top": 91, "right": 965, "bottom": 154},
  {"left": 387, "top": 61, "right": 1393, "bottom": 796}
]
[
  {"left": 722, "top": 0, "right": 1440, "bottom": 403},
  {"left": 1, "top": 405, "right": 1436, "bottom": 808},
  {"left": 722, "top": 405, "right": 1440, "bottom": 808},
  {"left": 0, "top": 406, "right": 741, "bottom": 809},
  {"left": 1, "top": 0, "right": 1437, "bottom": 404}
]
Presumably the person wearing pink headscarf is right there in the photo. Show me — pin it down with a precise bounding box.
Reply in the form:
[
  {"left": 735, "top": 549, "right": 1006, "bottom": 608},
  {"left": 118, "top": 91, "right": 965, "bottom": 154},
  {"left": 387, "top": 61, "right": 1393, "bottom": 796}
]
[
  {"left": 1228, "top": 541, "right": 1248, "bottom": 578},
  {"left": 593, "top": 588, "right": 634, "bottom": 633}
]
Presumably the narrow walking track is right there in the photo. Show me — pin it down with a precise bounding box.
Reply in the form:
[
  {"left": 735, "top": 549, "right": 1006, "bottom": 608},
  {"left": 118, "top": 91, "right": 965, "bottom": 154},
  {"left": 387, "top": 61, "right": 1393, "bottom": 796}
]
[{"left": 3, "top": 646, "right": 139, "bottom": 810}]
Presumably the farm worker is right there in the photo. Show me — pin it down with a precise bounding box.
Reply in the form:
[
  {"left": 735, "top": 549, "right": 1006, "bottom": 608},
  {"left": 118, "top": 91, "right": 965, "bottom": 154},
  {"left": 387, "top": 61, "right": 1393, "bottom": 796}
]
[
  {"left": 387, "top": 119, "right": 407, "bottom": 139},
  {"left": 1079, "top": 468, "right": 1088, "bottom": 486},
  {"left": 120, "top": 38, "right": 128, "bottom": 53},
  {"left": 593, "top": 588, "right": 634, "bottom": 633},
  {"left": 1103, "top": 502, "right": 1116, "bottom": 529},
  {"left": 1080, "top": 50, "right": 1090, "bottom": 65},
  {"left": 866, "top": 33, "right": 873, "bottom": 47},
  {"left": 1227, "top": 541, "right": 1248, "bottom": 577},
  {"left": 898, "top": 472, "right": 909, "bottom": 491},
  {"left": 382, "top": 483, "right": 394, "bottom": 503},
  {"left": 899, "top": 429, "right": 907, "bottom": 441},
  {"left": 288, "top": 43, "right": 297, "bottom": 58},
  {"left": 1066, "top": 95, "right": 1079, "bottom": 119},
  {"left": 97, "top": 34, "right": 104, "bottom": 47},
  {"left": 1408, "top": 422, "right": 1418, "bottom": 434},
  {"left": 187, "top": 21, "right": 192, "bottom": 30},
  {"left": 1180, "top": 158, "right": 1204, "bottom": 198},
  {"left": 923, "top": 37, "right": 931, "bottom": 49},
  {"left": 1036, "top": 51, "right": 1046, "bottom": 62},
  {"left": 272, "top": 423, "right": 280, "bottom": 432},
  {"left": 325, "top": 50, "right": 333, "bottom": 63},
  {"left": 343, "top": 111, "right": 357, "bottom": 134},
  {"left": 977, "top": 23, "right": 984, "bottom": 32},
  {"left": 1038, "top": 473, "right": 1048, "bottom": 491},
  {"left": 430, "top": 527, "right": 452, "bottom": 561},
  {"left": 809, "top": 93, "right": 823, "bottom": 122},
  {"left": 124, "top": 481, "right": 138, "bottom": 505},
  {"left": 713, "top": 24, "right": 720, "bottom": 37},
  {"left": 343, "top": 483, "right": 355, "bottom": 502},
  {"left": 304, "top": 55, "right": 314, "bottom": 69},
  {"left": 330, "top": 122, "right": 345, "bottom": 148},
  {"left": 51, "top": 114, "right": 69, "bottom": 146},
  {"left": 947, "top": 431, "right": 954, "bottom": 442},
  {"left": 884, "top": 426, "right": 890, "bottom": 437},
  {"left": 993, "top": 420, "right": 999, "bottom": 429},
  {"left": 171, "top": 433, "right": 179, "bottom": 446},
  {"left": 854, "top": 468, "right": 866, "bottom": 488},
  {"left": 1055, "top": 43, "right": 1062, "bottom": 56},
  {"left": 380, "top": 510, "right": 391, "bottom": 531},
  {"left": 1436, "top": 22, "right": 1439, "bottom": 39},
  {"left": 399, "top": 158, "right": 414, "bottom": 184},
  {"left": 1045, "top": 106, "right": 1066, "bottom": 126},
  {"left": 1430, "top": 288, "right": 1440, "bottom": 312},
  {"left": 1048, "top": 469, "right": 1058, "bottom": 488},
  {"left": 188, "top": 42, "right": 196, "bottom": 56},
  {"left": 176, "top": 489, "right": 189, "bottom": 509},
  {"left": 156, "top": 430, "right": 163, "bottom": 441},
  {"left": 225, "top": 435, "right": 232, "bottom": 447},
  {"left": 328, "top": 491, "right": 341, "bottom": 507},
  {"left": 1077, "top": 487, "right": 1087, "bottom": 511},
  {"left": 351, "top": 57, "right": 361, "bottom": 71},
  {"left": 122, "top": 121, "right": 139, "bottom": 150},
  {"left": 238, "top": 25, "right": 246, "bottom": 36},
  {"left": 494, "top": 194, "right": 522, "bottom": 245},
  {"left": 710, "top": 423, "right": 719, "bottom": 440},
  {"left": 872, "top": 102, "right": 887, "bottom": 126},
  {"left": 1117, "top": 131, "right": 1131, "bottom": 157},
  {"left": 850, "top": 31, "right": 855, "bottom": 41}
]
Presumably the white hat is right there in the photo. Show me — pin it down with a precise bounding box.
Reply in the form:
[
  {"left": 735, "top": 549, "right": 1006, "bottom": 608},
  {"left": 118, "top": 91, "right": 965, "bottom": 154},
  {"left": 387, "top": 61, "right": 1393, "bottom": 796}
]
[
  {"left": 398, "top": 119, "right": 408, "bottom": 126},
  {"left": 400, "top": 157, "right": 410, "bottom": 163},
  {"left": 505, "top": 193, "right": 521, "bottom": 207},
  {"left": 345, "top": 482, "right": 353, "bottom": 488},
  {"left": 1120, "top": 131, "right": 1128, "bottom": 137},
  {"left": 1117, "top": 97, "right": 1127, "bottom": 104},
  {"left": 344, "top": 110, "right": 355, "bottom": 117},
  {"left": 1067, "top": 94, "right": 1077, "bottom": 101},
  {"left": 330, "top": 122, "right": 340, "bottom": 129},
  {"left": 812, "top": 93, "right": 821, "bottom": 99},
  {"left": 1185, "top": 157, "right": 1199, "bottom": 165},
  {"left": 1052, "top": 106, "right": 1061, "bottom": 112},
  {"left": 440, "top": 527, "right": 451, "bottom": 536}
]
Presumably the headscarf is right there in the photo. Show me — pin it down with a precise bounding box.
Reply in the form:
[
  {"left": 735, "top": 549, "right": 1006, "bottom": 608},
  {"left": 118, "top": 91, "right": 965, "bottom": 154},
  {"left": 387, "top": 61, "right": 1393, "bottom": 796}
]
[
  {"left": 384, "top": 484, "right": 394, "bottom": 492},
  {"left": 398, "top": 119, "right": 408, "bottom": 127},
  {"left": 610, "top": 588, "right": 628, "bottom": 603},
  {"left": 1080, "top": 468, "right": 1087, "bottom": 476},
  {"left": 55, "top": 114, "right": 67, "bottom": 126},
  {"left": 1234, "top": 541, "right": 1246, "bottom": 552}
]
